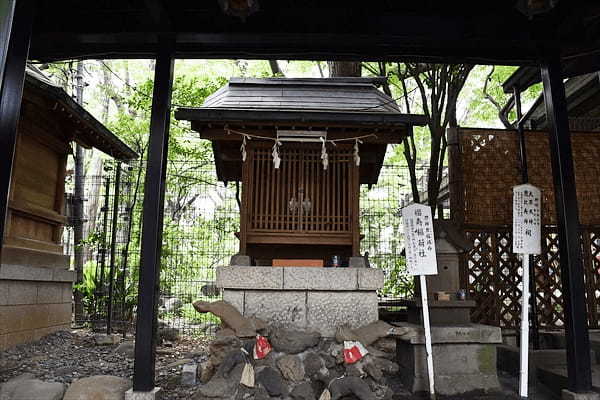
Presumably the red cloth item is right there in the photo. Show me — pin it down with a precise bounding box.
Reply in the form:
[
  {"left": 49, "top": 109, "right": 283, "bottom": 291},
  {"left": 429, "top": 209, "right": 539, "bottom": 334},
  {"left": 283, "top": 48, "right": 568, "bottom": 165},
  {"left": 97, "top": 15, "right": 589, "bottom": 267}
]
[
  {"left": 343, "top": 340, "right": 369, "bottom": 364},
  {"left": 253, "top": 335, "right": 272, "bottom": 359}
]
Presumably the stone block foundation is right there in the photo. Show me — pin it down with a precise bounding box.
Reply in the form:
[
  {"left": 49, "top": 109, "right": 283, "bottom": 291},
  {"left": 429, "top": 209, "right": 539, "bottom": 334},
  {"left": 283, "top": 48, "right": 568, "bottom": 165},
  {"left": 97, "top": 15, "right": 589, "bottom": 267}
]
[
  {"left": 218, "top": 266, "right": 383, "bottom": 336},
  {"left": 1, "top": 247, "right": 74, "bottom": 350}
]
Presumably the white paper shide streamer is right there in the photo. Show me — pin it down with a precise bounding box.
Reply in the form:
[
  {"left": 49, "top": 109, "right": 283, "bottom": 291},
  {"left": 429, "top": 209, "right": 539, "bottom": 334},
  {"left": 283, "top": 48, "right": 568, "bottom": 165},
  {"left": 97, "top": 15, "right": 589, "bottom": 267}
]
[
  {"left": 240, "top": 135, "right": 248, "bottom": 162},
  {"left": 272, "top": 140, "right": 282, "bottom": 169},
  {"left": 320, "top": 137, "right": 328, "bottom": 170},
  {"left": 353, "top": 139, "right": 362, "bottom": 166}
]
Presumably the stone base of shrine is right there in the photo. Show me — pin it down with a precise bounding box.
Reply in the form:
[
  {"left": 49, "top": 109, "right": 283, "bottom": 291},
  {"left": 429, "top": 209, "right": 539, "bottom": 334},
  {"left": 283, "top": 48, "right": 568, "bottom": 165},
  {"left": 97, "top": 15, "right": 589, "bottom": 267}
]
[
  {"left": 216, "top": 266, "right": 384, "bottom": 337},
  {"left": 391, "top": 322, "right": 503, "bottom": 396}
]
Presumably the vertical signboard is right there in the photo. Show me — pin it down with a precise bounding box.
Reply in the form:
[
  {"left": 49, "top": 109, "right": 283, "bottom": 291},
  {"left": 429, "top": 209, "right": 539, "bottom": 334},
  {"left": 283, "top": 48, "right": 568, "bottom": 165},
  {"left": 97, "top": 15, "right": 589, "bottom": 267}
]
[
  {"left": 403, "top": 203, "right": 438, "bottom": 399},
  {"left": 512, "top": 184, "right": 541, "bottom": 399}
]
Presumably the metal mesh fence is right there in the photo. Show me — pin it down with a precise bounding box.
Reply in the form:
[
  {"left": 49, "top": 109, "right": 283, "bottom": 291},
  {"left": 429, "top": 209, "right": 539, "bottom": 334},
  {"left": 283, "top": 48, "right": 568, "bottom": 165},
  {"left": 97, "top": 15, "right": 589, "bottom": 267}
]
[{"left": 66, "top": 159, "right": 428, "bottom": 335}]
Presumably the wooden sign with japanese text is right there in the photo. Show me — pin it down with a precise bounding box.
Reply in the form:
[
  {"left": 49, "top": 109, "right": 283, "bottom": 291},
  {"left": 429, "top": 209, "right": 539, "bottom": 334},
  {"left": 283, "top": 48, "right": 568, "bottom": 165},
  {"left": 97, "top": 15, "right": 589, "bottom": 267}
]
[
  {"left": 512, "top": 184, "right": 541, "bottom": 255},
  {"left": 402, "top": 204, "right": 438, "bottom": 276}
]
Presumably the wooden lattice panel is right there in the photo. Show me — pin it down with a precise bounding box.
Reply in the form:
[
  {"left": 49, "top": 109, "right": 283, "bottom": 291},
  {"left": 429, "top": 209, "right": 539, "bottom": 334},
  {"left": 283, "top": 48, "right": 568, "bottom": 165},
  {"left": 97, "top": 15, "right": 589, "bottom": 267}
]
[
  {"left": 464, "top": 227, "right": 600, "bottom": 329},
  {"left": 458, "top": 129, "right": 600, "bottom": 226}
]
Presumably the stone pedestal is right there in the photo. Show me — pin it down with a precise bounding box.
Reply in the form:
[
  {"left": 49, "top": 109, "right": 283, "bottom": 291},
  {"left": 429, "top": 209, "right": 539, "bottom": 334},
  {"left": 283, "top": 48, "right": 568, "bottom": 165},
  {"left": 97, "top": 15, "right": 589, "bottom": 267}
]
[
  {"left": 216, "top": 266, "right": 383, "bottom": 337},
  {"left": 403, "top": 298, "right": 476, "bottom": 325},
  {"left": 392, "top": 322, "right": 502, "bottom": 396}
]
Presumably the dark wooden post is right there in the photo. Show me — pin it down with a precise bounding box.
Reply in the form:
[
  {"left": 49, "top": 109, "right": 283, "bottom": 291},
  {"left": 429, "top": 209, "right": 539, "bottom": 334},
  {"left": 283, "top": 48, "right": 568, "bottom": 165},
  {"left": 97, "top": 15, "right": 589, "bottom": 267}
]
[
  {"left": 132, "top": 39, "right": 174, "bottom": 392},
  {"left": 0, "top": 0, "right": 34, "bottom": 260},
  {"left": 541, "top": 54, "right": 593, "bottom": 393}
]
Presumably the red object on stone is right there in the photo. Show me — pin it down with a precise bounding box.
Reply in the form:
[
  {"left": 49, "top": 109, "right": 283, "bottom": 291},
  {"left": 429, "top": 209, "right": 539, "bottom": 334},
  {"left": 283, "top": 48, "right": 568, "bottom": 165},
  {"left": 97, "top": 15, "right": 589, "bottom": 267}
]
[
  {"left": 254, "top": 335, "right": 272, "bottom": 359},
  {"left": 343, "top": 341, "right": 369, "bottom": 364}
]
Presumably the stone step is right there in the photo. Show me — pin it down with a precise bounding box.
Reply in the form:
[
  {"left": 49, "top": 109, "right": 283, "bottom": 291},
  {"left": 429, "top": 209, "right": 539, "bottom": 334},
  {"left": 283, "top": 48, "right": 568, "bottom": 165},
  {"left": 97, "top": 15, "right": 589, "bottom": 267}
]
[
  {"left": 497, "top": 345, "right": 597, "bottom": 377},
  {"left": 537, "top": 365, "right": 600, "bottom": 398}
]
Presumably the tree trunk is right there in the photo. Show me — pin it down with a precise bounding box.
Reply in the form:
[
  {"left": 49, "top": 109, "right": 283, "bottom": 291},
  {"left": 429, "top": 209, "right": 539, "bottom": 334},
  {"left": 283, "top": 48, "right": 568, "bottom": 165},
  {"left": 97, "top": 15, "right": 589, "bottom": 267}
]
[
  {"left": 328, "top": 61, "right": 361, "bottom": 77},
  {"left": 268, "top": 60, "right": 283, "bottom": 76},
  {"left": 73, "top": 61, "right": 85, "bottom": 324}
]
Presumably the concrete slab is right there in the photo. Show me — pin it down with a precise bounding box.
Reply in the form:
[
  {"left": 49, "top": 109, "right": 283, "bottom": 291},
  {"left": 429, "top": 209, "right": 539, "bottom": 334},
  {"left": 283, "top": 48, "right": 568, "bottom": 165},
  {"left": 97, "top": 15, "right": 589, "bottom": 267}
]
[
  {"left": 562, "top": 390, "right": 600, "bottom": 400},
  {"left": 125, "top": 387, "right": 163, "bottom": 400}
]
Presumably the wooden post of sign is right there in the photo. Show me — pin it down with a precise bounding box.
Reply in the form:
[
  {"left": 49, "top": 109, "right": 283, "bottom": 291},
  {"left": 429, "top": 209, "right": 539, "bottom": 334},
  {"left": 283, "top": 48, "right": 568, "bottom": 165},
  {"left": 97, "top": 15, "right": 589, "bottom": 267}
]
[
  {"left": 420, "top": 275, "right": 436, "bottom": 399},
  {"left": 519, "top": 253, "right": 530, "bottom": 398},
  {"left": 402, "top": 203, "right": 438, "bottom": 400},
  {"left": 513, "top": 184, "right": 542, "bottom": 399}
]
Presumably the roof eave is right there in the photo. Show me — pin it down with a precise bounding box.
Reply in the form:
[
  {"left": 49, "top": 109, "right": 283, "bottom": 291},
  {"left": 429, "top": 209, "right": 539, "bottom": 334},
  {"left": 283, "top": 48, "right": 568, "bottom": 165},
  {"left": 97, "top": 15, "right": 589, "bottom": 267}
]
[{"left": 175, "top": 107, "right": 427, "bottom": 127}]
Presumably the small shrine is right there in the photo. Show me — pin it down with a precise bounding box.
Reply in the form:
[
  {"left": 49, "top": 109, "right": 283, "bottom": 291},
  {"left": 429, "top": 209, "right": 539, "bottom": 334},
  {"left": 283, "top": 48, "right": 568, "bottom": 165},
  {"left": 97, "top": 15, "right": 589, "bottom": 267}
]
[
  {"left": 176, "top": 77, "right": 426, "bottom": 335},
  {"left": 177, "top": 77, "right": 426, "bottom": 267}
]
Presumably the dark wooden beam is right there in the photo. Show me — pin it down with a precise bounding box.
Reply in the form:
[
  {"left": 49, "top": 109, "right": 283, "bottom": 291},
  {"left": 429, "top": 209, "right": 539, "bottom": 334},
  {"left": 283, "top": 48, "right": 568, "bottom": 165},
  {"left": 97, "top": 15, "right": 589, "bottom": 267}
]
[
  {"left": 132, "top": 37, "right": 174, "bottom": 393},
  {"left": 195, "top": 127, "right": 409, "bottom": 144},
  {"left": 177, "top": 108, "right": 427, "bottom": 127},
  {"left": 541, "top": 53, "right": 593, "bottom": 393},
  {"left": 0, "top": 0, "right": 34, "bottom": 259},
  {"left": 143, "top": 0, "right": 171, "bottom": 30}
]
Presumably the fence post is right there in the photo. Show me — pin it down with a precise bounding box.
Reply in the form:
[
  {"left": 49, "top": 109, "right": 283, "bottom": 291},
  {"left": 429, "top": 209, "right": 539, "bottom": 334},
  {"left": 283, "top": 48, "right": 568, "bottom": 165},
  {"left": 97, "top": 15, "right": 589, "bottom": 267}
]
[{"left": 107, "top": 163, "right": 122, "bottom": 334}]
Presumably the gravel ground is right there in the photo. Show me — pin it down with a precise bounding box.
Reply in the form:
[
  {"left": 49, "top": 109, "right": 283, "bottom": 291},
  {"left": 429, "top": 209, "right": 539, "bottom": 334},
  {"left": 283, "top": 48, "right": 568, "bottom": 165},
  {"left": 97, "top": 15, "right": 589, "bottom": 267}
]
[{"left": 0, "top": 329, "right": 210, "bottom": 399}]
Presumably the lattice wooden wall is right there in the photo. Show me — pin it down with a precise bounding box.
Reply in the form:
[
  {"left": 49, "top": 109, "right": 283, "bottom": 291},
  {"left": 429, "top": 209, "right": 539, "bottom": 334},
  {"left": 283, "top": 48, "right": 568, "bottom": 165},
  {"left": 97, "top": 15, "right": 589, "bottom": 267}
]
[
  {"left": 457, "top": 128, "right": 600, "bottom": 226},
  {"left": 454, "top": 128, "right": 600, "bottom": 329},
  {"left": 463, "top": 220, "right": 600, "bottom": 329}
]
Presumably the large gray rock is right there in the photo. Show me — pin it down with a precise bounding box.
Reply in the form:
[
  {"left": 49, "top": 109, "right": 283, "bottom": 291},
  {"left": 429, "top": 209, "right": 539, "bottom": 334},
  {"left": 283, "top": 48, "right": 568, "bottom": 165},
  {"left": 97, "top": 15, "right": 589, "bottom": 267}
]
[
  {"left": 63, "top": 375, "right": 132, "bottom": 400},
  {"left": 276, "top": 354, "right": 305, "bottom": 382},
  {"left": 270, "top": 328, "right": 320, "bottom": 354},
  {"left": 209, "top": 336, "right": 242, "bottom": 366},
  {"left": 302, "top": 352, "right": 328, "bottom": 380},
  {"left": 0, "top": 374, "right": 65, "bottom": 400},
  {"left": 291, "top": 382, "right": 315, "bottom": 400},
  {"left": 194, "top": 364, "right": 244, "bottom": 399},
  {"left": 329, "top": 376, "right": 375, "bottom": 400},
  {"left": 255, "top": 367, "right": 288, "bottom": 397}
]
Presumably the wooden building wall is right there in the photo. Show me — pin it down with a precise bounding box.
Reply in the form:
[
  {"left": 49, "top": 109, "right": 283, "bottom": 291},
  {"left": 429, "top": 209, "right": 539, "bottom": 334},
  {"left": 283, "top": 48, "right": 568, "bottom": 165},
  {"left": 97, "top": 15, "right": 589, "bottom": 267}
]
[{"left": 1, "top": 89, "right": 73, "bottom": 350}]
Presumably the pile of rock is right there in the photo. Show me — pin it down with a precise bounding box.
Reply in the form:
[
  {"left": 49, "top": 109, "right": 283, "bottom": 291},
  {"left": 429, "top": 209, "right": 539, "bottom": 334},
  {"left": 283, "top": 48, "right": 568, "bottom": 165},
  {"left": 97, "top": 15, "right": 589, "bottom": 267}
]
[{"left": 193, "top": 300, "right": 409, "bottom": 400}]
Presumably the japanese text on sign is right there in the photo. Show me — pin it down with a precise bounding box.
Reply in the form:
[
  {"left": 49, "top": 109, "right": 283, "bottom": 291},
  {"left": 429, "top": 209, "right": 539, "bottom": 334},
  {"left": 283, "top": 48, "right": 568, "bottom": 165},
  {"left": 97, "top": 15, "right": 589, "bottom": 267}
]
[
  {"left": 512, "top": 184, "right": 541, "bottom": 254},
  {"left": 402, "top": 204, "right": 438, "bottom": 276}
]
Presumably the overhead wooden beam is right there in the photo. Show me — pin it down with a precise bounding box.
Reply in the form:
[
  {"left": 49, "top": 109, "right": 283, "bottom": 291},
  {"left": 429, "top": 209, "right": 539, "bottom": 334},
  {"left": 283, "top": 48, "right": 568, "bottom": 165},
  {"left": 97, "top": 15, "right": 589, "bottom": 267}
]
[{"left": 195, "top": 127, "right": 409, "bottom": 144}]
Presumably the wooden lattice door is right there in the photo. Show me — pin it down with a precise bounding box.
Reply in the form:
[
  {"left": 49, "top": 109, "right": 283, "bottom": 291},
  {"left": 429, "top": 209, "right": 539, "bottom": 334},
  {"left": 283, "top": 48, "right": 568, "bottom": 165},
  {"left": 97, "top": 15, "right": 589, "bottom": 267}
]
[{"left": 240, "top": 142, "right": 359, "bottom": 258}]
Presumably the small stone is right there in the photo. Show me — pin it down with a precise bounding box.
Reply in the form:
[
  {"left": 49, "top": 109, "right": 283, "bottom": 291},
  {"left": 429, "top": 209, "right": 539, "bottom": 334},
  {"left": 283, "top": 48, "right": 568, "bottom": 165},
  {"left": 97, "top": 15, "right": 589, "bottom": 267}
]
[
  {"left": 63, "top": 375, "right": 132, "bottom": 400},
  {"left": 270, "top": 328, "right": 320, "bottom": 354},
  {"left": 162, "top": 358, "right": 194, "bottom": 370},
  {"left": 181, "top": 363, "right": 198, "bottom": 386},
  {"left": 276, "top": 354, "right": 304, "bottom": 382},
  {"left": 113, "top": 341, "right": 135, "bottom": 358},
  {"left": 209, "top": 336, "right": 243, "bottom": 366},
  {"left": 303, "top": 352, "right": 327, "bottom": 379},
  {"left": 372, "top": 357, "right": 399, "bottom": 375},
  {"left": 0, "top": 375, "right": 65, "bottom": 400},
  {"left": 94, "top": 334, "right": 121, "bottom": 346},
  {"left": 291, "top": 382, "right": 315, "bottom": 400},
  {"left": 230, "top": 254, "right": 251, "bottom": 266},
  {"left": 255, "top": 366, "right": 288, "bottom": 397}
]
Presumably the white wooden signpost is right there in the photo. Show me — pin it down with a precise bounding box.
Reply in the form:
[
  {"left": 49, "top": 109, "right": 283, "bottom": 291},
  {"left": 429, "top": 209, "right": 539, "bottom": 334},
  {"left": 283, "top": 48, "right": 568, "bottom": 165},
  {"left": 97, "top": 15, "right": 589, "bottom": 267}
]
[
  {"left": 512, "top": 184, "right": 541, "bottom": 399},
  {"left": 402, "top": 203, "right": 438, "bottom": 399}
]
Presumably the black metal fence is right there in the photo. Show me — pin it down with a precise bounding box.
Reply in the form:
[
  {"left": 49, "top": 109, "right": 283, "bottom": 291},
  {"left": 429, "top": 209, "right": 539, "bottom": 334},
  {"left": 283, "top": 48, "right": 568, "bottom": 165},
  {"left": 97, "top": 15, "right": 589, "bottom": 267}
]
[{"left": 65, "top": 159, "right": 428, "bottom": 335}]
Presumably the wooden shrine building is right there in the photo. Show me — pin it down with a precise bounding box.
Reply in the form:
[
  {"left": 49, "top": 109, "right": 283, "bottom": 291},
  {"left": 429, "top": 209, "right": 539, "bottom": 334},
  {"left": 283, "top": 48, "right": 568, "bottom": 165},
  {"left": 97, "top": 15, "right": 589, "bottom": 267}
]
[
  {"left": 0, "top": 65, "right": 136, "bottom": 350},
  {"left": 177, "top": 77, "right": 426, "bottom": 266}
]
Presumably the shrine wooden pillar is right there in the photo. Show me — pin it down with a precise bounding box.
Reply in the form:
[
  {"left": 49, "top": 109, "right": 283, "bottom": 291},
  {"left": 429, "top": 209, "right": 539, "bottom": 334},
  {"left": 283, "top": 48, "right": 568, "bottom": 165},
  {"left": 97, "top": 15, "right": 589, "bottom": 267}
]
[
  {"left": 0, "top": 0, "right": 34, "bottom": 259},
  {"left": 132, "top": 37, "right": 174, "bottom": 394},
  {"left": 541, "top": 53, "right": 593, "bottom": 394}
]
